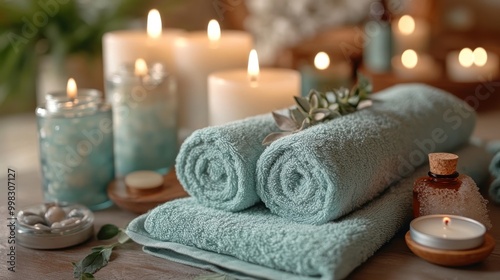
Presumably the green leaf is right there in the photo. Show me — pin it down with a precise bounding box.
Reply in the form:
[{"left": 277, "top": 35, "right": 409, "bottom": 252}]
[
  {"left": 294, "top": 96, "right": 310, "bottom": 113},
  {"left": 272, "top": 112, "right": 298, "bottom": 132},
  {"left": 290, "top": 107, "right": 306, "bottom": 124},
  {"left": 97, "top": 224, "right": 120, "bottom": 240},
  {"left": 73, "top": 247, "right": 113, "bottom": 278},
  {"left": 80, "top": 273, "right": 95, "bottom": 280}
]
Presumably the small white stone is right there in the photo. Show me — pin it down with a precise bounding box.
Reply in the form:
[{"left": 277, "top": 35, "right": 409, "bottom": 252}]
[
  {"left": 125, "top": 170, "right": 163, "bottom": 190},
  {"left": 51, "top": 222, "right": 63, "bottom": 229},
  {"left": 45, "top": 206, "right": 66, "bottom": 225},
  {"left": 60, "top": 217, "right": 80, "bottom": 227},
  {"left": 34, "top": 223, "right": 51, "bottom": 231},
  {"left": 23, "top": 215, "right": 45, "bottom": 226}
]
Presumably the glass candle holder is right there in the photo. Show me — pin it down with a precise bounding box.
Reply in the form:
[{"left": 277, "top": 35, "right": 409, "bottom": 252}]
[
  {"left": 106, "top": 62, "right": 177, "bottom": 177},
  {"left": 36, "top": 90, "right": 114, "bottom": 210}
]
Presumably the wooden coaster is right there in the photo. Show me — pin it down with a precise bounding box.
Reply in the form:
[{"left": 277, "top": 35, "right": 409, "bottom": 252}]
[
  {"left": 405, "top": 231, "right": 496, "bottom": 266},
  {"left": 107, "top": 168, "right": 189, "bottom": 214}
]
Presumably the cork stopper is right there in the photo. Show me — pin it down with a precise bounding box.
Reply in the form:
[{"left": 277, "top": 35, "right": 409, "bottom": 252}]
[{"left": 428, "top": 153, "right": 459, "bottom": 175}]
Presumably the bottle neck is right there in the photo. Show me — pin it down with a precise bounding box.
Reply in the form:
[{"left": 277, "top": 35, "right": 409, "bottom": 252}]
[{"left": 428, "top": 171, "right": 459, "bottom": 183}]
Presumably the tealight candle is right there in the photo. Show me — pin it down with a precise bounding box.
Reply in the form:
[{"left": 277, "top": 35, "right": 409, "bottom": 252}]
[
  {"left": 107, "top": 59, "right": 177, "bottom": 177},
  {"left": 392, "top": 49, "right": 441, "bottom": 80},
  {"left": 208, "top": 49, "right": 300, "bottom": 126},
  {"left": 392, "top": 15, "right": 431, "bottom": 53},
  {"left": 446, "top": 47, "right": 499, "bottom": 82},
  {"left": 299, "top": 52, "right": 352, "bottom": 97},
  {"left": 173, "top": 19, "right": 253, "bottom": 136},
  {"left": 103, "top": 9, "right": 184, "bottom": 79},
  {"left": 36, "top": 79, "right": 114, "bottom": 210},
  {"left": 410, "top": 214, "right": 486, "bottom": 250}
]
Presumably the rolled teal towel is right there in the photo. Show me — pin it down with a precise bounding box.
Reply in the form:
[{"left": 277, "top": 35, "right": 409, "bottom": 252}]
[
  {"left": 490, "top": 177, "right": 500, "bottom": 204},
  {"left": 127, "top": 144, "right": 489, "bottom": 280},
  {"left": 176, "top": 113, "right": 277, "bottom": 211},
  {"left": 489, "top": 152, "right": 500, "bottom": 178},
  {"left": 257, "top": 83, "right": 476, "bottom": 225}
]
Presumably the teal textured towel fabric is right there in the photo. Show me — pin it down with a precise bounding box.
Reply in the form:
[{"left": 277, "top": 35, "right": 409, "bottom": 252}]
[
  {"left": 489, "top": 152, "right": 500, "bottom": 178},
  {"left": 256, "top": 83, "right": 476, "bottom": 224},
  {"left": 490, "top": 177, "right": 500, "bottom": 204},
  {"left": 176, "top": 113, "right": 277, "bottom": 211},
  {"left": 127, "top": 144, "right": 490, "bottom": 280}
]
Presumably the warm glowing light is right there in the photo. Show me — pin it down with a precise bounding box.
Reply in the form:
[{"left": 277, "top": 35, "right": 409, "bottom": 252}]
[
  {"left": 247, "top": 49, "right": 260, "bottom": 83},
  {"left": 458, "top": 48, "right": 474, "bottom": 68},
  {"left": 135, "top": 58, "right": 148, "bottom": 76},
  {"left": 207, "top": 19, "right": 221, "bottom": 42},
  {"left": 401, "top": 49, "right": 418, "bottom": 69},
  {"left": 443, "top": 217, "right": 451, "bottom": 227},
  {"left": 314, "top": 52, "right": 330, "bottom": 70},
  {"left": 67, "top": 78, "right": 77, "bottom": 99},
  {"left": 147, "top": 9, "right": 162, "bottom": 39},
  {"left": 398, "top": 15, "right": 415, "bottom": 35},
  {"left": 473, "top": 47, "right": 488, "bottom": 67}
]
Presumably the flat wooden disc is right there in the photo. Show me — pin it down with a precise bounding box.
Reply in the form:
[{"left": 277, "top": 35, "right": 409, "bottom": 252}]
[
  {"left": 107, "top": 168, "right": 188, "bottom": 214},
  {"left": 405, "top": 231, "right": 496, "bottom": 266}
]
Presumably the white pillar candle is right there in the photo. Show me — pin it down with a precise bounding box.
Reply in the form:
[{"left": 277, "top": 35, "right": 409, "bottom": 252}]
[
  {"left": 173, "top": 20, "right": 253, "bottom": 136},
  {"left": 392, "top": 15, "right": 431, "bottom": 54},
  {"left": 208, "top": 50, "right": 300, "bottom": 126},
  {"left": 103, "top": 9, "right": 183, "bottom": 79},
  {"left": 392, "top": 49, "right": 441, "bottom": 80},
  {"left": 446, "top": 47, "right": 499, "bottom": 82}
]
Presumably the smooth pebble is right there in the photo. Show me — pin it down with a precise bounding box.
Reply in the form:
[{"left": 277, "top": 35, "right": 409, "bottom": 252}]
[
  {"left": 23, "top": 215, "right": 46, "bottom": 226},
  {"left": 45, "top": 206, "right": 66, "bottom": 225},
  {"left": 61, "top": 217, "right": 80, "bottom": 227}
]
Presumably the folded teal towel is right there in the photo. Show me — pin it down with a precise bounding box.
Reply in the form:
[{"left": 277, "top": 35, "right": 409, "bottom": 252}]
[
  {"left": 127, "top": 144, "right": 489, "bottom": 280},
  {"left": 489, "top": 152, "right": 500, "bottom": 178},
  {"left": 176, "top": 114, "right": 277, "bottom": 211},
  {"left": 490, "top": 177, "right": 500, "bottom": 204},
  {"left": 256, "top": 83, "right": 476, "bottom": 225}
]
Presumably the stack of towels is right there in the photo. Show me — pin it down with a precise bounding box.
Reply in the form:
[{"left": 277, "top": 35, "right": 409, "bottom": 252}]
[{"left": 127, "top": 84, "right": 491, "bottom": 280}]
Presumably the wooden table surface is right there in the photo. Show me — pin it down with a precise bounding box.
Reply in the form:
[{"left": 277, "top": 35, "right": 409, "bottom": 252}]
[{"left": 1, "top": 112, "right": 500, "bottom": 280}]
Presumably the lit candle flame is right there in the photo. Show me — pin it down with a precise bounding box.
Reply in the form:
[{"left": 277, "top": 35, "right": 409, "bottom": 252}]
[
  {"left": 135, "top": 58, "right": 148, "bottom": 76},
  {"left": 443, "top": 217, "right": 451, "bottom": 227},
  {"left": 473, "top": 47, "right": 488, "bottom": 67},
  {"left": 458, "top": 48, "right": 474, "bottom": 68},
  {"left": 401, "top": 49, "right": 418, "bottom": 69},
  {"left": 67, "top": 78, "right": 77, "bottom": 99},
  {"left": 207, "top": 19, "right": 221, "bottom": 43},
  {"left": 314, "top": 52, "right": 330, "bottom": 70},
  {"left": 247, "top": 49, "right": 259, "bottom": 84},
  {"left": 398, "top": 15, "right": 415, "bottom": 35},
  {"left": 147, "top": 9, "right": 162, "bottom": 39}
]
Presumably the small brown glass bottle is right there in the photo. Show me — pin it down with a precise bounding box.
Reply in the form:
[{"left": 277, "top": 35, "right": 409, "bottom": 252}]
[
  {"left": 413, "top": 153, "right": 491, "bottom": 229},
  {"left": 413, "top": 153, "right": 461, "bottom": 218}
]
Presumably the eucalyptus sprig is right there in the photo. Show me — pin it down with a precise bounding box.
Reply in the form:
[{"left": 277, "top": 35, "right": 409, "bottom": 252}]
[
  {"left": 262, "top": 74, "right": 373, "bottom": 145},
  {"left": 72, "top": 224, "right": 131, "bottom": 280}
]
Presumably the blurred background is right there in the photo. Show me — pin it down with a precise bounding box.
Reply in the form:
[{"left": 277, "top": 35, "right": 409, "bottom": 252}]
[{"left": 1, "top": 0, "right": 499, "bottom": 115}]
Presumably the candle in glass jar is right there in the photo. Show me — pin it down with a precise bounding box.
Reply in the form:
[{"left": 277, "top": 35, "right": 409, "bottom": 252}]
[
  {"left": 103, "top": 9, "right": 183, "bottom": 79},
  {"left": 410, "top": 214, "right": 486, "bottom": 250},
  {"left": 208, "top": 49, "right": 300, "bottom": 126},
  {"left": 300, "top": 52, "right": 352, "bottom": 97},
  {"left": 173, "top": 19, "right": 253, "bottom": 136},
  {"left": 107, "top": 59, "right": 177, "bottom": 177},
  {"left": 36, "top": 79, "right": 114, "bottom": 210},
  {"left": 392, "top": 49, "right": 441, "bottom": 80},
  {"left": 446, "top": 47, "right": 499, "bottom": 82}
]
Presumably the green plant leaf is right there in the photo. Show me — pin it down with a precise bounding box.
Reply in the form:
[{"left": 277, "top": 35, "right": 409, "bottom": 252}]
[
  {"left": 80, "top": 273, "right": 95, "bottom": 280},
  {"left": 97, "top": 224, "right": 120, "bottom": 240},
  {"left": 73, "top": 247, "right": 113, "bottom": 278},
  {"left": 294, "top": 96, "right": 310, "bottom": 113},
  {"left": 272, "top": 112, "right": 297, "bottom": 132}
]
